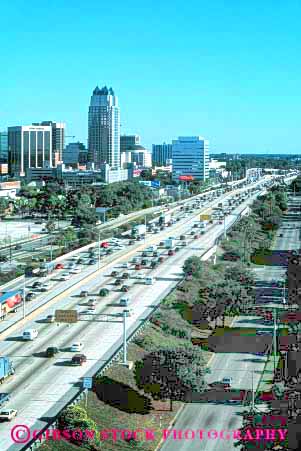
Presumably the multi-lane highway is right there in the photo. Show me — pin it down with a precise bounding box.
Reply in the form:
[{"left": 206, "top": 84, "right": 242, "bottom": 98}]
[
  {"left": 0, "top": 175, "right": 295, "bottom": 451},
  {"left": 160, "top": 192, "right": 299, "bottom": 451}
]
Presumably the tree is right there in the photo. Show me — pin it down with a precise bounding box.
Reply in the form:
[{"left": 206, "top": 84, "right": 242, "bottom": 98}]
[
  {"left": 183, "top": 256, "right": 203, "bottom": 278},
  {"left": 135, "top": 348, "right": 207, "bottom": 410},
  {"left": 57, "top": 405, "right": 98, "bottom": 446},
  {"left": 0, "top": 198, "right": 8, "bottom": 217}
]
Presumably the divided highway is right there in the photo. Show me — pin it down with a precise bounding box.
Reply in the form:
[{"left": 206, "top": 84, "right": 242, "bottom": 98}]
[{"left": 0, "top": 175, "right": 294, "bottom": 451}]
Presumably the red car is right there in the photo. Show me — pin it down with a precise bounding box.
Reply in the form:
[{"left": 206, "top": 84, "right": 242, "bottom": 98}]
[
  {"left": 168, "top": 250, "right": 175, "bottom": 256},
  {"left": 135, "top": 264, "right": 142, "bottom": 270},
  {"left": 55, "top": 263, "right": 64, "bottom": 269},
  {"left": 101, "top": 242, "right": 109, "bottom": 248}
]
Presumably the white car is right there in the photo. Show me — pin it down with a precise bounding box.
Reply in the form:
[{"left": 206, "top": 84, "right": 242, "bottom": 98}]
[
  {"left": 121, "top": 262, "right": 129, "bottom": 268},
  {"left": 59, "top": 272, "right": 71, "bottom": 281},
  {"left": 70, "top": 268, "right": 81, "bottom": 274},
  {"left": 0, "top": 409, "right": 17, "bottom": 421},
  {"left": 136, "top": 273, "right": 144, "bottom": 279},
  {"left": 86, "top": 309, "right": 96, "bottom": 315},
  {"left": 70, "top": 342, "right": 83, "bottom": 352}
]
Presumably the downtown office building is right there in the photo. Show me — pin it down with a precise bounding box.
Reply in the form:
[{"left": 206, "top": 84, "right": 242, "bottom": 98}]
[
  {"left": 8, "top": 122, "right": 65, "bottom": 177},
  {"left": 172, "top": 136, "right": 210, "bottom": 181},
  {"left": 152, "top": 143, "right": 172, "bottom": 166},
  {"left": 88, "top": 86, "right": 120, "bottom": 169}
]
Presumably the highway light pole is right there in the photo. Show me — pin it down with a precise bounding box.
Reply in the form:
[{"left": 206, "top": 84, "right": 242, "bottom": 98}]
[
  {"left": 122, "top": 310, "right": 127, "bottom": 366},
  {"left": 98, "top": 230, "right": 101, "bottom": 270},
  {"left": 22, "top": 275, "right": 26, "bottom": 320},
  {"left": 273, "top": 308, "right": 277, "bottom": 373}
]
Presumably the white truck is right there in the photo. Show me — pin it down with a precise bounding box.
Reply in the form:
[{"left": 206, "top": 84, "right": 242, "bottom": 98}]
[
  {"left": 132, "top": 224, "right": 146, "bottom": 237},
  {"left": 164, "top": 238, "right": 174, "bottom": 249},
  {"left": 158, "top": 213, "right": 171, "bottom": 225}
]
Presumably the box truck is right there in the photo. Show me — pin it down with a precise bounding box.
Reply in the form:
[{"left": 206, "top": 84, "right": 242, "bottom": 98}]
[{"left": 0, "top": 357, "right": 15, "bottom": 383}]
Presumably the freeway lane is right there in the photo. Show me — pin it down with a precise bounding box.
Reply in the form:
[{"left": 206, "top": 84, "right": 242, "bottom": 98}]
[{"left": 160, "top": 193, "right": 299, "bottom": 451}]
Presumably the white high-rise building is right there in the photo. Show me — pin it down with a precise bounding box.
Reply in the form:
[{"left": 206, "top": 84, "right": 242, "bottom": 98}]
[
  {"left": 172, "top": 136, "right": 209, "bottom": 181},
  {"left": 88, "top": 86, "right": 120, "bottom": 169}
]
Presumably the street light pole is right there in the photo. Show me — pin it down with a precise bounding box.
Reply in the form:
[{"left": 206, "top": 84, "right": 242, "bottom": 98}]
[
  {"left": 98, "top": 230, "right": 101, "bottom": 270},
  {"left": 123, "top": 310, "right": 127, "bottom": 365},
  {"left": 22, "top": 275, "right": 26, "bottom": 320},
  {"left": 273, "top": 308, "right": 277, "bottom": 372}
]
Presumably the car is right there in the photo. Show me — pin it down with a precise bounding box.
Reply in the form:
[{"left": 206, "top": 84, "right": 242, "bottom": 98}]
[
  {"left": 80, "top": 290, "right": 89, "bottom": 297},
  {"left": 222, "top": 377, "right": 232, "bottom": 387},
  {"left": 88, "top": 299, "right": 96, "bottom": 307},
  {"left": 106, "top": 248, "right": 113, "bottom": 254},
  {"left": 0, "top": 409, "right": 17, "bottom": 421},
  {"left": 32, "top": 281, "right": 43, "bottom": 288},
  {"left": 194, "top": 234, "right": 200, "bottom": 239},
  {"left": 114, "top": 278, "right": 122, "bottom": 286},
  {"left": 111, "top": 270, "right": 119, "bottom": 277},
  {"left": 78, "top": 258, "right": 86, "bottom": 264},
  {"left": 175, "top": 247, "right": 180, "bottom": 252},
  {"left": 39, "top": 283, "right": 51, "bottom": 292},
  {"left": 99, "top": 288, "right": 109, "bottom": 297},
  {"left": 135, "top": 273, "right": 144, "bottom": 279},
  {"left": 168, "top": 250, "right": 175, "bottom": 256},
  {"left": 129, "top": 240, "right": 135, "bottom": 245},
  {"left": 219, "top": 220, "right": 223, "bottom": 224},
  {"left": 208, "top": 381, "right": 230, "bottom": 390},
  {"left": 70, "top": 267, "right": 81, "bottom": 274},
  {"left": 71, "top": 354, "right": 87, "bottom": 366},
  {"left": 45, "top": 314, "right": 55, "bottom": 323},
  {"left": 121, "top": 262, "right": 129, "bottom": 268},
  {"left": 131, "top": 257, "right": 139, "bottom": 263},
  {"left": 0, "top": 256, "right": 8, "bottom": 262},
  {"left": 180, "top": 235, "right": 186, "bottom": 240},
  {"left": 0, "top": 394, "right": 10, "bottom": 407},
  {"left": 193, "top": 224, "right": 198, "bottom": 228},
  {"left": 25, "top": 292, "right": 35, "bottom": 302},
  {"left": 121, "top": 285, "right": 129, "bottom": 292},
  {"left": 58, "top": 273, "right": 71, "bottom": 281},
  {"left": 46, "top": 346, "right": 59, "bottom": 357},
  {"left": 88, "top": 259, "right": 96, "bottom": 265},
  {"left": 14, "top": 244, "right": 22, "bottom": 250},
  {"left": 122, "top": 272, "right": 129, "bottom": 279},
  {"left": 135, "top": 264, "right": 142, "bottom": 270},
  {"left": 55, "top": 263, "right": 64, "bottom": 270},
  {"left": 86, "top": 309, "right": 96, "bottom": 315},
  {"left": 158, "top": 256, "right": 164, "bottom": 262},
  {"left": 70, "top": 342, "right": 83, "bottom": 352},
  {"left": 119, "top": 297, "right": 129, "bottom": 306},
  {"left": 279, "top": 233, "right": 283, "bottom": 237}
]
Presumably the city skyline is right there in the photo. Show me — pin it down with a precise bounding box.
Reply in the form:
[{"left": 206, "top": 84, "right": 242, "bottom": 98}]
[{"left": 1, "top": 1, "right": 301, "bottom": 154}]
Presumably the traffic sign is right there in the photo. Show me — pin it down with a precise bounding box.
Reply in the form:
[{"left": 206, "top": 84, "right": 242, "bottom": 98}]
[
  {"left": 55, "top": 309, "right": 78, "bottom": 323},
  {"left": 83, "top": 377, "right": 93, "bottom": 389}
]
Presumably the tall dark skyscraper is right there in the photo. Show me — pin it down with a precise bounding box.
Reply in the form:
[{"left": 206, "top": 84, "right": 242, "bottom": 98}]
[{"left": 88, "top": 86, "right": 120, "bottom": 169}]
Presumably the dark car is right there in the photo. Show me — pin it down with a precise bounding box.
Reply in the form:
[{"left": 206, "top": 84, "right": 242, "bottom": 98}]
[
  {"left": 129, "top": 240, "right": 135, "bottom": 245},
  {"left": 121, "top": 285, "right": 129, "bottom": 292},
  {"left": 180, "top": 235, "right": 186, "bottom": 240},
  {"left": 71, "top": 354, "right": 87, "bottom": 366},
  {"left": 141, "top": 259, "right": 148, "bottom": 266},
  {"left": 153, "top": 251, "right": 158, "bottom": 257},
  {"left": 194, "top": 234, "right": 200, "bottom": 239},
  {"left": 159, "top": 256, "right": 164, "bottom": 263},
  {"left": 46, "top": 346, "right": 59, "bottom": 357},
  {"left": 88, "top": 259, "right": 96, "bottom": 265},
  {"left": 14, "top": 244, "right": 22, "bottom": 250},
  {"left": 168, "top": 250, "right": 175, "bottom": 256},
  {"left": 25, "top": 292, "right": 35, "bottom": 302},
  {"left": 135, "top": 264, "right": 142, "bottom": 270},
  {"left": 0, "top": 256, "right": 8, "bottom": 262},
  {"left": 142, "top": 251, "right": 148, "bottom": 257},
  {"left": 114, "top": 278, "right": 122, "bottom": 286},
  {"left": 32, "top": 281, "right": 43, "bottom": 288},
  {"left": 99, "top": 288, "right": 109, "bottom": 297},
  {"left": 151, "top": 261, "right": 158, "bottom": 268},
  {"left": 175, "top": 247, "right": 180, "bottom": 252},
  {"left": 122, "top": 272, "right": 129, "bottom": 279},
  {"left": 111, "top": 270, "right": 118, "bottom": 277}
]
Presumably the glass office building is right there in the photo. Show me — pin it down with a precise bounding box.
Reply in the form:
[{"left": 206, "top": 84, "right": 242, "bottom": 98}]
[
  {"left": 0, "top": 132, "right": 8, "bottom": 163},
  {"left": 152, "top": 143, "right": 172, "bottom": 166},
  {"left": 8, "top": 125, "right": 52, "bottom": 176},
  {"left": 88, "top": 86, "right": 120, "bottom": 169},
  {"left": 172, "top": 136, "right": 210, "bottom": 181}
]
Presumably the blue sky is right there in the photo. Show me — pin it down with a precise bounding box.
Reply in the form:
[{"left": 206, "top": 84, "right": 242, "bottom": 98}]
[{"left": 1, "top": 0, "right": 301, "bottom": 153}]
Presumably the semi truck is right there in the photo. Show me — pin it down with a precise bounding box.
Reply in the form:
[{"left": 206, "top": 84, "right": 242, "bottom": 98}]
[
  {"left": 0, "top": 290, "right": 23, "bottom": 321},
  {"left": 0, "top": 357, "right": 15, "bottom": 383},
  {"left": 132, "top": 224, "right": 146, "bottom": 237},
  {"left": 39, "top": 261, "right": 55, "bottom": 276}
]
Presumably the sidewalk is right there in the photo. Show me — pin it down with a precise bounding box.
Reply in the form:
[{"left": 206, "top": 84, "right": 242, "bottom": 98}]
[{"left": 256, "top": 354, "right": 279, "bottom": 394}]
